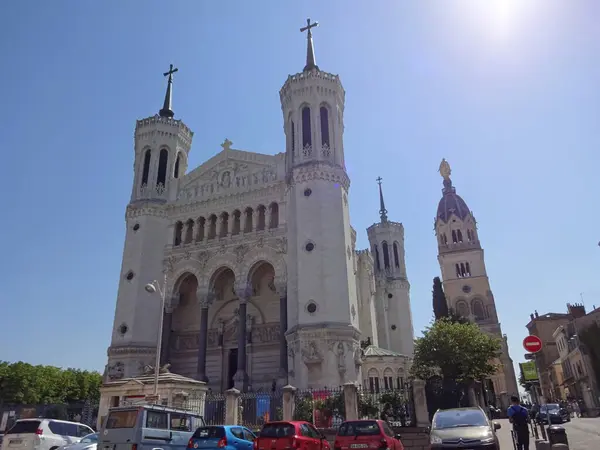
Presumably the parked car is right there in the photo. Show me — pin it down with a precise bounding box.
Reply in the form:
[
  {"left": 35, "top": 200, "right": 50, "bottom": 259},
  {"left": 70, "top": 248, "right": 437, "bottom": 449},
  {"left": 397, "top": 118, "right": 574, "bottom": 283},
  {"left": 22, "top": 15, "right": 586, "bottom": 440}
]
[
  {"left": 429, "top": 407, "right": 501, "bottom": 450},
  {"left": 536, "top": 404, "right": 571, "bottom": 424},
  {"left": 1, "top": 419, "right": 94, "bottom": 450},
  {"left": 334, "top": 420, "right": 403, "bottom": 450},
  {"left": 254, "top": 421, "right": 330, "bottom": 450},
  {"left": 59, "top": 433, "right": 98, "bottom": 450},
  {"left": 187, "top": 426, "right": 256, "bottom": 450}
]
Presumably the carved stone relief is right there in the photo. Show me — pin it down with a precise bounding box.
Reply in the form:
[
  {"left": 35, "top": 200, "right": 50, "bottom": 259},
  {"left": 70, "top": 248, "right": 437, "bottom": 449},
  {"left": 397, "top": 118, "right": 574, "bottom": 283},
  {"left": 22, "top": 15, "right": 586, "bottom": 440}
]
[
  {"left": 107, "top": 361, "right": 125, "bottom": 380},
  {"left": 274, "top": 237, "right": 287, "bottom": 254},
  {"left": 301, "top": 341, "right": 322, "bottom": 365},
  {"left": 234, "top": 244, "right": 250, "bottom": 263}
]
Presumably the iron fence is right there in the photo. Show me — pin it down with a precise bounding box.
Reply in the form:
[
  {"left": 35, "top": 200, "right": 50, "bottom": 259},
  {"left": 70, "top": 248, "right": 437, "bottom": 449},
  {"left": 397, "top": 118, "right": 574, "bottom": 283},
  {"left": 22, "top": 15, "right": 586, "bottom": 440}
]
[
  {"left": 0, "top": 400, "right": 99, "bottom": 432},
  {"left": 203, "top": 391, "right": 226, "bottom": 426},
  {"left": 357, "top": 382, "right": 415, "bottom": 427},
  {"left": 293, "top": 387, "right": 345, "bottom": 429},
  {"left": 239, "top": 390, "right": 283, "bottom": 432}
]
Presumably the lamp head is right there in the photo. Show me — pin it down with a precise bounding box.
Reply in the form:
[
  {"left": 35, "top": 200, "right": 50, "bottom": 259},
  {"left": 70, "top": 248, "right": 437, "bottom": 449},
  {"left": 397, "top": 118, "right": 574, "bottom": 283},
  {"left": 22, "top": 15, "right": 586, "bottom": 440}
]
[{"left": 145, "top": 283, "right": 157, "bottom": 294}]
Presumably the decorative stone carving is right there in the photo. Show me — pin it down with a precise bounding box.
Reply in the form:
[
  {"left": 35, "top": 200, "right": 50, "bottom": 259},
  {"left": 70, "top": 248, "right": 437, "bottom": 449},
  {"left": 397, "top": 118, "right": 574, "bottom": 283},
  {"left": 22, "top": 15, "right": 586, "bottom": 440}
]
[
  {"left": 253, "top": 324, "right": 281, "bottom": 344},
  {"left": 351, "top": 305, "right": 356, "bottom": 320},
  {"left": 274, "top": 237, "right": 288, "bottom": 254},
  {"left": 197, "top": 250, "right": 211, "bottom": 269},
  {"left": 107, "top": 361, "right": 124, "bottom": 380},
  {"left": 218, "top": 243, "right": 227, "bottom": 254},
  {"left": 207, "top": 329, "right": 219, "bottom": 347},
  {"left": 336, "top": 342, "right": 346, "bottom": 374},
  {"left": 353, "top": 345, "right": 365, "bottom": 366},
  {"left": 183, "top": 250, "right": 192, "bottom": 260},
  {"left": 163, "top": 256, "right": 177, "bottom": 273},
  {"left": 234, "top": 244, "right": 250, "bottom": 263},
  {"left": 301, "top": 341, "right": 322, "bottom": 364},
  {"left": 256, "top": 237, "right": 264, "bottom": 248},
  {"left": 141, "top": 363, "right": 171, "bottom": 376}
]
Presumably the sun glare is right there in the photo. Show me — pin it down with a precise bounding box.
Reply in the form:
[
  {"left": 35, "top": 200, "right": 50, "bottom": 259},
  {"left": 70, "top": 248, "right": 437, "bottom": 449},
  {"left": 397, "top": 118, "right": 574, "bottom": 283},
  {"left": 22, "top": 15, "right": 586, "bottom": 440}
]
[{"left": 463, "top": 0, "right": 535, "bottom": 41}]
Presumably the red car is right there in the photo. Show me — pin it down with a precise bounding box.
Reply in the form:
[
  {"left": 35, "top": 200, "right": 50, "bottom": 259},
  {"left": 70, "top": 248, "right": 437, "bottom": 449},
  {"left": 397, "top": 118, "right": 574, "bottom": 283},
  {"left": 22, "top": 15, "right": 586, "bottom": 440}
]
[
  {"left": 334, "top": 420, "right": 403, "bottom": 450},
  {"left": 254, "top": 421, "right": 331, "bottom": 450}
]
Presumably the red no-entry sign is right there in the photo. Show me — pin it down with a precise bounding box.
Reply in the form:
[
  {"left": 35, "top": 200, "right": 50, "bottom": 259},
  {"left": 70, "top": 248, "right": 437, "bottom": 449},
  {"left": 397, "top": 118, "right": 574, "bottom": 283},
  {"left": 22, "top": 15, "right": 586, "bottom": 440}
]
[{"left": 523, "top": 335, "right": 543, "bottom": 353}]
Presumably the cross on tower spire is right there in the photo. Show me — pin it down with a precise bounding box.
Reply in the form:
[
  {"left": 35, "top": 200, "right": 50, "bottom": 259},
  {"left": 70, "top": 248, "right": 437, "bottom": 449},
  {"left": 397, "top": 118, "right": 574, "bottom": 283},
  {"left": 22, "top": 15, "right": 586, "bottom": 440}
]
[
  {"left": 300, "top": 18, "right": 319, "bottom": 72},
  {"left": 377, "top": 177, "right": 388, "bottom": 223},
  {"left": 159, "top": 64, "right": 178, "bottom": 118}
]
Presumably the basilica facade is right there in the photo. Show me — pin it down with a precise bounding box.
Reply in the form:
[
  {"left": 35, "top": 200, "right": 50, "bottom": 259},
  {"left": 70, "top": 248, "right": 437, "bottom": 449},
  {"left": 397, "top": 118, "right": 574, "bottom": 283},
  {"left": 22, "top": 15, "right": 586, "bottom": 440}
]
[{"left": 105, "top": 23, "right": 414, "bottom": 392}]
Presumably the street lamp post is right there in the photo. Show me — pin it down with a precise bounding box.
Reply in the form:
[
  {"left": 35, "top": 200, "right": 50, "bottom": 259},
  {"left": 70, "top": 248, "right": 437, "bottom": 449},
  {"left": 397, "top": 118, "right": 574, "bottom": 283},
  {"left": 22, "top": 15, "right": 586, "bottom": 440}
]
[{"left": 145, "top": 272, "right": 168, "bottom": 397}]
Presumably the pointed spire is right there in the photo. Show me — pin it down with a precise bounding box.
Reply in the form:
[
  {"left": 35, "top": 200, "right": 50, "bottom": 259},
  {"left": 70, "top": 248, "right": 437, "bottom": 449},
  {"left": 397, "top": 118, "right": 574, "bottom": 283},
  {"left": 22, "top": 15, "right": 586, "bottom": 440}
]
[
  {"left": 376, "top": 177, "right": 388, "bottom": 223},
  {"left": 159, "top": 64, "right": 178, "bottom": 118},
  {"left": 300, "top": 18, "right": 319, "bottom": 72}
]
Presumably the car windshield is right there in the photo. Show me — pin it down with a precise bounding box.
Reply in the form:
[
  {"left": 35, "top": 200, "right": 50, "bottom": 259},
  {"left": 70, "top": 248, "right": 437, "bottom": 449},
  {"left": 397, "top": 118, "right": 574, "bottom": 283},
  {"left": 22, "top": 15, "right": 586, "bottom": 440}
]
[
  {"left": 338, "top": 421, "right": 380, "bottom": 436},
  {"left": 433, "top": 409, "right": 488, "bottom": 429},
  {"left": 260, "top": 423, "right": 295, "bottom": 438},
  {"left": 80, "top": 434, "right": 98, "bottom": 443},
  {"left": 541, "top": 404, "right": 559, "bottom": 412}
]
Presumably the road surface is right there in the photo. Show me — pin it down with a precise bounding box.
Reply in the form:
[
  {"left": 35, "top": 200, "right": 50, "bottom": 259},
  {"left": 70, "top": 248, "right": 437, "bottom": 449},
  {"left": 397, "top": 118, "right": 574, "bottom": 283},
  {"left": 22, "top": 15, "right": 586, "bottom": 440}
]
[{"left": 494, "top": 417, "right": 600, "bottom": 449}]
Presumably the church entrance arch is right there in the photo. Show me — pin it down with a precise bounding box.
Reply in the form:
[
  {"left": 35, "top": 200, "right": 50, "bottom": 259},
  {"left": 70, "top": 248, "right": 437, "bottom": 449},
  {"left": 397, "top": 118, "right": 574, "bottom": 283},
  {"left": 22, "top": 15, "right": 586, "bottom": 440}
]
[{"left": 166, "top": 272, "right": 201, "bottom": 378}]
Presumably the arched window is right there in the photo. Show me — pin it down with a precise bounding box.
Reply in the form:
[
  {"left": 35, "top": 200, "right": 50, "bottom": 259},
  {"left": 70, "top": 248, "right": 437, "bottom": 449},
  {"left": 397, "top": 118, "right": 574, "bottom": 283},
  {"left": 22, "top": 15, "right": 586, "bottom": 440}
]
[
  {"left": 219, "top": 212, "right": 229, "bottom": 238},
  {"left": 456, "top": 264, "right": 461, "bottom": 278},
  {"left": 320, "top": 106, "right": 330, "bottom": 147},
  {"left": 290, "top": 120, "right": 295, "bottom": 155},
  {"left": 244, "top": 208, "right": 254, "bottom": 233},
  {"left": 184, "top": 219, "right": 194, "bottom": 244},
  {"left": 174, "top": 153, "right": 181, "bottom": 178},
  {"left": 393, "top": 242, "right": 400, "bottom": 268},
  {"left": 472, "top": 300, "right": 485, "bottom": 321},
  {"left": 457, "top": 230, "right": 463, "bottom": 243},
  {"left": 456, "top": 301, "right": 469, "bottom": 318},
  {"left": 302, "top": 106, "right": 312, "bottom": 147},
  {"left": 465, "top": 262, "right": 471, "bottom": 276},
  {"left": 173, "top": 221, "right": 183, "bottom": 246},
  {"left": 196, "top": 217, "right": 206, "bottom": 241},
  {"left": 269, "top": 202, "right": 279, "bottom": 229},
  {"left": 452, "top": 230, "right": 458, "bottom": 243},
  {"left": 382, "top": 242, "right": 390, "bottom": 269},
  {"left": 208, "top": 215, "right": 217, "bottom": 239},
  {"left": 141, "top": 149, "right": 151, "bottom": 186},
  {"left": 232, "top": 210, "right": 241, "bottom": 235},
  {"left": 157, "top": 149, "right": 169, "bottom": 186},
  {"left": 383, "top": 368, "right": 394, "bottom": 390},
  {"left": 374, "top": 245, "right": 381, "bottom": 271},
  {"left": 256, "top": 205, "right": 266, "bottom": 231}
]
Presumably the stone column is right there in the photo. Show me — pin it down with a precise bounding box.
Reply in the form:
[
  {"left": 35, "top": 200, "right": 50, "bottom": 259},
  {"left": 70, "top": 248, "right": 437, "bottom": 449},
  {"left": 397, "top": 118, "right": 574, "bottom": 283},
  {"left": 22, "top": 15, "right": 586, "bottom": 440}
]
[
  {"left": 234, "top": 288, "right": 250, "bottom": 390},
  {"left": 282, "top": 385, "right": 297, "bottom": 421},
  {"left": 160, "top": 308, "right": 173, "bottom": 366},
  {"left": 278, "top": 284, "right": 288, "bottom": 380},
  {"left": 343, "top": 383, "right": 359, "bottom": 420},
  {"left": 196, "top": 292, "right": 213, "bottom": 382},
  {"left": 412, "top": 379, "right": 430, "bottom": 427},
  {"left": 224, "top": 388, "right": 241, "bottom": 425}
]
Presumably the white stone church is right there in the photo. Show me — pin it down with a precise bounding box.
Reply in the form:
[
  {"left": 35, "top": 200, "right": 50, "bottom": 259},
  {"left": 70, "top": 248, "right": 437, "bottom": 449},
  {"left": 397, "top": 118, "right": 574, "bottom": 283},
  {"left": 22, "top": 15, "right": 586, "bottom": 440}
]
[{"left": 105, "top": 22, "right": 414, "bottom": 392}]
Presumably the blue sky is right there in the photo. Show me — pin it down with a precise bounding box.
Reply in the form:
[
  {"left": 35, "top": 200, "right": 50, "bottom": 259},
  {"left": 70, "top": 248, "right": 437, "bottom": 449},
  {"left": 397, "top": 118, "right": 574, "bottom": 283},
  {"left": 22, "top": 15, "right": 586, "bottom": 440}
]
[{"left": 1, "top": 1, "right": 599, "bottom": 384}]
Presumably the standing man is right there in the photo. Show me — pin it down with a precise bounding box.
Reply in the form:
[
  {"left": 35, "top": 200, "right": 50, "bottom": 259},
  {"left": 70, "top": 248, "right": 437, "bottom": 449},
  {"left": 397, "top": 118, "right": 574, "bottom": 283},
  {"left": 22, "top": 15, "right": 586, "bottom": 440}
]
[{"left": 507, "top": 395, "right": 530, "bottom": 450}]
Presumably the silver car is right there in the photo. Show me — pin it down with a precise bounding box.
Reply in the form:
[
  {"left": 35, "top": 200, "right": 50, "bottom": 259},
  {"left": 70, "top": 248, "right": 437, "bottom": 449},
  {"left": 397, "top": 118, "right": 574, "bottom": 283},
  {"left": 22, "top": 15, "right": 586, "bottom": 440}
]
[{"left": 60, "top": 433, "right": 98, "bottom": 450}]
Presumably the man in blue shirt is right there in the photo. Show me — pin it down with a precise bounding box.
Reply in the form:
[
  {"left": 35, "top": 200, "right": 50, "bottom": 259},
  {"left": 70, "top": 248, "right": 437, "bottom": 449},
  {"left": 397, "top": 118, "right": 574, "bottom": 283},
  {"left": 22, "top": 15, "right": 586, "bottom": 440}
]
[{"left": 507, "top": 396, "right": 530, "bottom": 450}]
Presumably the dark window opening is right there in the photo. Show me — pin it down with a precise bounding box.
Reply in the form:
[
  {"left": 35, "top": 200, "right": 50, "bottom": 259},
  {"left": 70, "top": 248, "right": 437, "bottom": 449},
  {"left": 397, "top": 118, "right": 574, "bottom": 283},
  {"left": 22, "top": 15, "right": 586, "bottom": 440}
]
[
  {"left": 184, "top": 219, "right": 194, "bottom": 244},
  {"left": 382, "top": 242, "right": 390, "bottom": 269},
  {"left": 290, "top": 120, "right": 295, "bottom": 155},
  {"left": 196, "top": 217, "right": 206, "bottom": 241},
  {"left": 452, "top": 230, "right": 458, "bottom": 243},
  {"left": 174, "top": 221, "right": 183, "bottom": 246},
  {"left": 157, "top": 149, "right": 169, "bottom": 186},
  {"left": 393, "top": 242, "right": 400, "bottom": 268},
  {"left": 302, "top": 106, "right": 312, "bottom": 147},
  {"left": 269, "top": 203, "right": 279, "bottom": 229},
  {"left": 374, "top": 245, "right": 380, "bottom": 271},
  {"left": 457, "top": 229, "right": 463, "bottom": 243},
  {"left": 174, "top": 153, "right": 181, "bottom": 178},
  {"left": 208, "top": 215, "right": 217, "bottom": 239},
  {"left": 320, "top": 106, "right": 330, "bottom": 147},
  {"left": 256, "top": 205, "right": 266, "bottom": 231},
  {"left": 232, "top": 211, "right": 241, "bottom": 235},
  {"left": 219, "top": 212, "right": 229, "bottom": 237},
  {"left": 141, "top": 149, "right": 151, "bottom": 186}
]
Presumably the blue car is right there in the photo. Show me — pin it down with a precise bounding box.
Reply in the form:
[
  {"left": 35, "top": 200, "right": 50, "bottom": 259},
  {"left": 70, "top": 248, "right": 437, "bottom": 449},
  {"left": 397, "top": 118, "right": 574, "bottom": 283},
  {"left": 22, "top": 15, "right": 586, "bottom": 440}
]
[{"left": 187, "top": 426, "right": 256, "bottom": 450}]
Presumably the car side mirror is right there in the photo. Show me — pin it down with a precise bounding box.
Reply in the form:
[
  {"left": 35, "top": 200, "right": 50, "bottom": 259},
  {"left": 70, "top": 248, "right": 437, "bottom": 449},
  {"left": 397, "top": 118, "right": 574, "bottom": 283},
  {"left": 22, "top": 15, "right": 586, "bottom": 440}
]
[
  {"left": 394, "top": 433, "right": 402, "bottom": 440},
  {"left": 493, "top": 422, "right": 501, "bottom": 431}
]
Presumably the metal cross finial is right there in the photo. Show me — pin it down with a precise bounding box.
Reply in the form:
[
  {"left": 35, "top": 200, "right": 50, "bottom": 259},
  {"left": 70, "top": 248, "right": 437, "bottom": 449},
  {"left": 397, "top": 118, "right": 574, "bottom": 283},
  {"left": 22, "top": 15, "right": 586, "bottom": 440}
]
[
  {"left": 221, "top": 138, "right": 233, "bottom": 152},
  {"left": 376, "top": 176, "right": 383, "bottom": 185},
  {"left": 163, "top": 64, "right": 178, "bottom": 80},
  {"left": 300, "top": 18, "right": 319, "bottom": 36}
]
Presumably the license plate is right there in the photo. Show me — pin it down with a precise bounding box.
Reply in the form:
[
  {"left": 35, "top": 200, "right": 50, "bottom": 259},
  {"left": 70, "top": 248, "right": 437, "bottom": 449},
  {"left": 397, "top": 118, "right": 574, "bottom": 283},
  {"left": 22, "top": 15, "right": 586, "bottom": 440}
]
[
  {"left": 10, "top": 440, "right": 23, "bottom": 445},
  {"left": 350, "top": 445, "right": 368, "bottom": 448}
]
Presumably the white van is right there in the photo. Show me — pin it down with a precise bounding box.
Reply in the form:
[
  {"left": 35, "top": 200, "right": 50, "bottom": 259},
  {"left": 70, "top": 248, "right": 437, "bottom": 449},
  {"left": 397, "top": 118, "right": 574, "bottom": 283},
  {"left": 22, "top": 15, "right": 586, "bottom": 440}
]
[{"left": 1, "top": 419, "right": 94, "bottom": 450}]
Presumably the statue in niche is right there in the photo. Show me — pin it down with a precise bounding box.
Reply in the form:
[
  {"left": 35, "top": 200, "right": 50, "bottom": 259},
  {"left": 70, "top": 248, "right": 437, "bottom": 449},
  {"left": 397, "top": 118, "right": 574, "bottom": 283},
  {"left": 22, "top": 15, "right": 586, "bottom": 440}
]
[
  {"left": 221, "top": 171, "right": 231, "bottom": 189},
  {"left": 336, "top": 342, "right": 346, "bottom": 372}
]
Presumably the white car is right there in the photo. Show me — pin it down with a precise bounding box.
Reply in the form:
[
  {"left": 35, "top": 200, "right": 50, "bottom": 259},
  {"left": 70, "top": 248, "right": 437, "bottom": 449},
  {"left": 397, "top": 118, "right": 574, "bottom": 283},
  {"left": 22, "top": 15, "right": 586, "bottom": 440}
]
[{"left": 1, "top": 419, "right": 94, "bottom": 450}]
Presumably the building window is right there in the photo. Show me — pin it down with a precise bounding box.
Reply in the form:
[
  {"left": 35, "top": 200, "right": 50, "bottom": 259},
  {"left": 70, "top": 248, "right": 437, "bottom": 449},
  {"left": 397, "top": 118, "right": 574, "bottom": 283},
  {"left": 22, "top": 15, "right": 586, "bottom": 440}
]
[
  {"left": 141, "top": 149, "right": 151, "bottom": 186},
  {"left": 302, "top": 106, "right": 312, "bottom": 147},
  {"left": 393, "top": 242, "right": 400, "bottom": 268},
  {"left": 382, "top": 242, "right": 390, "bottom": 269},
  {"left": 374, "top": 245, "right": 380, "bottom": 271},
  {"left": 157, "top": 149, "right": 169, "bottom": 186},
  {"left": 452, "top": 230, "right": 458, "bottom": 243},
  {"left": 290, "top": 120, "right": 295, "bottom": 155},
  {"left": 320, "top": 106, "right": 330, "bottom": 147},
  {"left": 457, "top": 230, "right": 463, "bottom": 243},
  {"left": 174, "top": 153, "right": 181, "bottom": 178}
]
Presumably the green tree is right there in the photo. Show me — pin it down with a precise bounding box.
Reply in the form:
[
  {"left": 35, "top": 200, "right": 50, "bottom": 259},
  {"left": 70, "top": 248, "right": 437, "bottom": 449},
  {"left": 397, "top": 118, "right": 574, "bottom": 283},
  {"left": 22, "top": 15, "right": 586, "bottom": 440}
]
[
  {"left": 0, "top": 361, "right": 102, "bottom": 404},
  {"left": 410, "top": 318, "right": 502, "bottom": 383},
  {"left": 432, "top": 277, "right": 449, "bottom": 320}
]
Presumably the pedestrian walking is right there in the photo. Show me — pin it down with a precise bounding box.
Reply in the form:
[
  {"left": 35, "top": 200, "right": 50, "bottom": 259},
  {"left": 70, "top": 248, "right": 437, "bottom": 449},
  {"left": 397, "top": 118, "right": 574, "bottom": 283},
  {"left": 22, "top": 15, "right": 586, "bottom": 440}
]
[{"left": 507, "top": 395, "right": 530, "bottom": 450}]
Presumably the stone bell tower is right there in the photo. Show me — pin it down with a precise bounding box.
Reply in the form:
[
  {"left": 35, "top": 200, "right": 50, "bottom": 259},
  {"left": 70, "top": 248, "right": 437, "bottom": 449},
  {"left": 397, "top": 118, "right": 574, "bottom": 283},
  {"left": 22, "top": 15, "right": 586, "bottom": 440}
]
[
  {"left": 105, "top": 66, "right": 193, "bottom": 381},
  {"left": 281, "top": 19, "right": 362, "bottom": 388}
]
